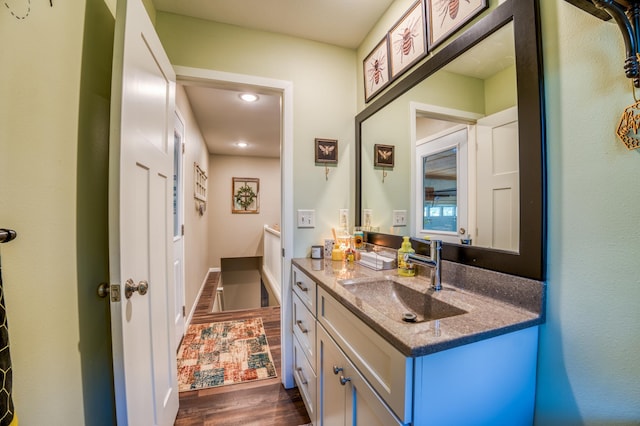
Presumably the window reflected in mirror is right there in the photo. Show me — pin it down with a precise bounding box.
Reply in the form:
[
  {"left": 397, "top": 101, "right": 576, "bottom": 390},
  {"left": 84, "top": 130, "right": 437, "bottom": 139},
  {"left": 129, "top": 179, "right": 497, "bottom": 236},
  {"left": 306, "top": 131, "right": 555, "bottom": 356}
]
[{"left": 423, "top": 147, "right": 458, "bottom": 233}]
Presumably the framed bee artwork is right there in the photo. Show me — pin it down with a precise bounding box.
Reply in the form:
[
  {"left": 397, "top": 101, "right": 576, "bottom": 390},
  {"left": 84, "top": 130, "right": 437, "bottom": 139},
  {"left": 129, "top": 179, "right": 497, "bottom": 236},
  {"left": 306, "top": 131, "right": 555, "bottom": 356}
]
[
  {"left": 363, "top": 37, "right": 391, "bottom": 103},
  {"left": 389, "top": 0, "right": 427, "bottom": 80},
  {"left": 426, "top": 0, "right": 488, "bottom": 49},
  {"left": 315, "top": 138, "right": 338, "bottom": 164},
  {"left": 374, "top": 144, "right": 395, "bottom": 168}
]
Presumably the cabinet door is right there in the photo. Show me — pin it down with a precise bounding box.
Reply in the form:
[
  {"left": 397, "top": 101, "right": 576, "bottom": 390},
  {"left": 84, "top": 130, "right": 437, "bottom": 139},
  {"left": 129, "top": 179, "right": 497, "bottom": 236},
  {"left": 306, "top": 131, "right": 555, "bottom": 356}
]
[
  {"left": 318, "top": 326, "right": 403, "bottom": 426},
  {"left": 318, "top": 327, "right": 347, "bottom": 426}
]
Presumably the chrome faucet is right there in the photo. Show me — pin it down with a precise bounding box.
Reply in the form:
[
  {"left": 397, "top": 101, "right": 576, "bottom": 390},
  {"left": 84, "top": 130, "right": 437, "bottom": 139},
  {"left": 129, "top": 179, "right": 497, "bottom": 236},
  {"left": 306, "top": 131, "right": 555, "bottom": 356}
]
[{"left": 407, "top": 240, "right": 442, "bottom": 291}]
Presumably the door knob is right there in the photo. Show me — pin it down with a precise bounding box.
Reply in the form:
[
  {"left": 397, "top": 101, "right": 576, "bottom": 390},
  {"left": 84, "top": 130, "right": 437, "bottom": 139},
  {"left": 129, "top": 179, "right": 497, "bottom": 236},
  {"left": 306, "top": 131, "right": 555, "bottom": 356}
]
[{"left": 125, "top": 278, "right": 149, "bottom": 299}]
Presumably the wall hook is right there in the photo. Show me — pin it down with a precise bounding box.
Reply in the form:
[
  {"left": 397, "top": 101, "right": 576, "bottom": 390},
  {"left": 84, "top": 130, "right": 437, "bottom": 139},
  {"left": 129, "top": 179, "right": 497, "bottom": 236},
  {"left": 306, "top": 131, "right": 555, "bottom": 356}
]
[{"left": 593, "top": 0, "right": 640, "bottom": 87}]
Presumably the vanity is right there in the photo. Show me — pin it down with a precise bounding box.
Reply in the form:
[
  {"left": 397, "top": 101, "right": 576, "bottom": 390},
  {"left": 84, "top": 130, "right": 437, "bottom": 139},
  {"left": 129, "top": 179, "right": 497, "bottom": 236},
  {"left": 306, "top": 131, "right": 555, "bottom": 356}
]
[
  {"left": 288, "top": 0, "right": 547, "bottom": 424},
  {"left": 291, "top": 258, "right": 545, "bottom": 425}
]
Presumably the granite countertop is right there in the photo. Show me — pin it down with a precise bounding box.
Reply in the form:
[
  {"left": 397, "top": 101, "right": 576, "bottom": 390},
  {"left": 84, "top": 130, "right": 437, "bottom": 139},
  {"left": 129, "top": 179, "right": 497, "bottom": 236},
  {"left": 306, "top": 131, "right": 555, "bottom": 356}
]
[{"left": 292, "top": 258, "right": 545, "bottom": 357}]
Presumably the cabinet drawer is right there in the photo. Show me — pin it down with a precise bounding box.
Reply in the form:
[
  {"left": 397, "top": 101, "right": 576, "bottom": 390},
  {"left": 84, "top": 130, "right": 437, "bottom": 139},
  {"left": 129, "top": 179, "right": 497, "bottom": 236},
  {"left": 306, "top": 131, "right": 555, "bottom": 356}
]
[
  {"left": 293, "top": 292, "right": 316, "bottom": 370},
  {"left": 292, "top": 265, "right": 316, "bottom": 314},
  {"left": 293, "top": 333, "right": 317, "bottom": 424},
  {"left": 318, "top": 287, "right": 412, "bottom": 424}
]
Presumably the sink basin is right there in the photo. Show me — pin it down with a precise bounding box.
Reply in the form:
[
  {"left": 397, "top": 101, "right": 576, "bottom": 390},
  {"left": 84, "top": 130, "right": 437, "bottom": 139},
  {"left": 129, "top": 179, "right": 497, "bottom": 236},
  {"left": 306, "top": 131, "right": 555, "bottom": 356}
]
[{"left": 338, "top": 278, "right": 467, "bottom": 323}]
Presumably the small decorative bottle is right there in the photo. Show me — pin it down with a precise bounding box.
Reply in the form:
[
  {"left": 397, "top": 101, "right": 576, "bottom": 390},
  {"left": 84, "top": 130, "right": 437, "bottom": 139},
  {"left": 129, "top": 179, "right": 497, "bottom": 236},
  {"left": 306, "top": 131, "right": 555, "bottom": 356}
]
[{"left": 397, "top": 236, "right": 416, "bottom": 277}]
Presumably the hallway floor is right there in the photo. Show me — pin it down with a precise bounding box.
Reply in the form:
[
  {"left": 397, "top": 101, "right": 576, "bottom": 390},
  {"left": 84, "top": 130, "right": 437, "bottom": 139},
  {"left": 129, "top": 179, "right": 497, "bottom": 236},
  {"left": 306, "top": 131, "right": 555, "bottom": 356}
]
[{"left": 174, "top": 272, "right": 310, "bottom": 426}]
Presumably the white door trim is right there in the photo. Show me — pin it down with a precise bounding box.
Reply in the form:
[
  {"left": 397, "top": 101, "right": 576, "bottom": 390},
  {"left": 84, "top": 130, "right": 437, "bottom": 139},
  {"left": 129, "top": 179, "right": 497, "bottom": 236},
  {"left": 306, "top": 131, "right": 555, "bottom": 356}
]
[{"left": 172, "top": 66, "right": 295, "bottom": 388}]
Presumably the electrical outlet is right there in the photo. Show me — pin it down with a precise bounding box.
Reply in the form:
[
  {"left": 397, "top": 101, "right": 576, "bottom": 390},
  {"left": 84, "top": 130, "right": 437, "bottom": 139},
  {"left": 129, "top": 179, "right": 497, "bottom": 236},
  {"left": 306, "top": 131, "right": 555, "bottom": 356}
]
[
  {"left": 392, "top": 210, "right": 407, "bottom": 227},
  {"left": 339, "top": 209, "right": 349, "bottom": 229},
  {"left": 297, "top": 209, "right": 315, "bottom": 228},
  {"left": 363, "top": 209, "right": 373, "bottom": 228}
]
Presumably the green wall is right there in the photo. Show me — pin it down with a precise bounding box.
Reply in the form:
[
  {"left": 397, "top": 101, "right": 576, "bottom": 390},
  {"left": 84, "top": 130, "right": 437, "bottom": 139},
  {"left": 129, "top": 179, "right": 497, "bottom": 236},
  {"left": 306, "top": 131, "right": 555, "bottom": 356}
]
[
  {"left": 155, "top": 12, "right": 358, "bottom": 256},
  {"left": 536, "top": 1, "right": 640, "bottom": 423}
]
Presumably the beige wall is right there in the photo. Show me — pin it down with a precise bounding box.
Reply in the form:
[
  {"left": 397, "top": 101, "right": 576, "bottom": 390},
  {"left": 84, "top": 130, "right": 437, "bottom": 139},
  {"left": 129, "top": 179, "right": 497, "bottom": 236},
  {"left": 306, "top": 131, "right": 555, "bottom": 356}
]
[
  {"left": 155, "top": 13, "right": 356, "bottom": 257},
  {"left": 175, "top": 84, "right": 211, "bottom": 319},
  {"left": 208, "top": 156, "right": 280, "bottom": 266}
]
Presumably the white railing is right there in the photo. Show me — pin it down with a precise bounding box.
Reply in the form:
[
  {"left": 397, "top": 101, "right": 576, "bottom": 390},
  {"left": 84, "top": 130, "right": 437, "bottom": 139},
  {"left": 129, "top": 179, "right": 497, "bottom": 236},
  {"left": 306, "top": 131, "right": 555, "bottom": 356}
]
[{"left": 262, "top": 225, "right": 281, "bottom": 304}]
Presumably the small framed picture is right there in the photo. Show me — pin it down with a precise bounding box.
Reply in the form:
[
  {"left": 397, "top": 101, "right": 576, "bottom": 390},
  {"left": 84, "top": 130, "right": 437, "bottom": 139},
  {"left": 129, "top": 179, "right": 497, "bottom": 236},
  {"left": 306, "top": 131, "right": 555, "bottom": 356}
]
[
  {"left": 232, "top": 177, "right": 260, "bottom": 214},
  {"left": 363, "top": 37, "right": 391, "bottom": 103},
  {"left": 427, "top": 0, "right": 488, "bottom": 49},
  {"left": 374, "top": 144, "right": 395, "bottom": 167},
  {"left": 389, "top": 0, "right": 427, "bottom": 80},
  {"left": 315, "top": 138, "right": 338, "bottom": 163}
]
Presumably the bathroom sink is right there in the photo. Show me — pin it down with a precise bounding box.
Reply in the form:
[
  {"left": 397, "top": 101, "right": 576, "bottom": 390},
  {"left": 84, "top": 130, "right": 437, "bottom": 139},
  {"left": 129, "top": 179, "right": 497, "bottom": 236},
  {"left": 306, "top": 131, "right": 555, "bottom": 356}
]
[{"left": 338, "top": 277, "right": 467, "bottom": 323}]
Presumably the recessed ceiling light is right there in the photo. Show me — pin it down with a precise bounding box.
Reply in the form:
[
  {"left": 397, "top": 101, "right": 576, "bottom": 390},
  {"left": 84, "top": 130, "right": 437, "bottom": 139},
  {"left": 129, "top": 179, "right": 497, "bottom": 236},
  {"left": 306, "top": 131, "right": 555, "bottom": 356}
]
[
  {"left": 239, "top": 93, "right": 259, "bottom": 103},
  {"left": 236, "top": 141, "right": 248, "bottom": 148}
]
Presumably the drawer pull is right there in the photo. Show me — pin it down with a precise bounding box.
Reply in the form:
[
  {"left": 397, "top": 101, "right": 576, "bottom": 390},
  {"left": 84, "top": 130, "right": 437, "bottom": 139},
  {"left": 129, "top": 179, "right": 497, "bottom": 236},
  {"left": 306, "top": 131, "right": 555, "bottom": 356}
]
[
  {"left": 296, "top": 367, "right": 308, "bottom": 385},
  {"left": 332, "top": 365, "right": 343, "bottom": 375},
  {"left": 295, "top": 281, "right": 308, "bottom": 292},
  {"left": 340, "top": 375, "right": 351, "bottom": 386},
  {"left": 296, "top": 320, "right": 308, "bottom": 334}
]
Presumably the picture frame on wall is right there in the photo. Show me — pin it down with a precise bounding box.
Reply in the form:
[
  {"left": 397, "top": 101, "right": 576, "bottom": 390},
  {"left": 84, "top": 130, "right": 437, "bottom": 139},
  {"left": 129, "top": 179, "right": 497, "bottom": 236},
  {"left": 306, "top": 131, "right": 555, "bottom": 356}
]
[
  {"left": 374, "top": 144, "right": 395, "bottom": 168},
  {"left": 426, "top": 0, "right": 488, "bottom": 49},
  {"left": 315, "top": 138, "right": 338, "bottom": 164},
  {"left": 389, "top": 0, "right": 427, "bottom": 80},
  {"left": 232, "top": 177, "right": 260, "bottom": 214},
  {"left": 363, "top": 37, "right": 391, "bottom": 103}
]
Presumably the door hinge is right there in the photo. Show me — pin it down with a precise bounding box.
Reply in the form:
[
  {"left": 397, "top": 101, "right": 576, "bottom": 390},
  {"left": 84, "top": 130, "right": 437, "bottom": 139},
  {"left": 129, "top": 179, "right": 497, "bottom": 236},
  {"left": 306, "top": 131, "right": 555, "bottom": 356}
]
[
  {"left": 282, "top": 248, "right": 285, "bottom": 257},
  {"left": 182, "top": 142, "right": 185, "bottom": 154},
  {"left": 182, "top": 305, "right": 186, "bottom": 317},
  {"left": 181, "top": 224, "right": 185, "bottom": 236}
]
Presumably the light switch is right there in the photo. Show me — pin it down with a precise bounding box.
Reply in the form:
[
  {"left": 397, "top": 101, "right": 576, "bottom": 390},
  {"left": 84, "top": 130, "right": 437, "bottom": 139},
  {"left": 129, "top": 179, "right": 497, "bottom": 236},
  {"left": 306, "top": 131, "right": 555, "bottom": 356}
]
[
  {"left": 297, "top": 209, "right": 315, "bottom": 228},
  {"left": 393, "top": 210, "right": 407, "bottom": 227}
]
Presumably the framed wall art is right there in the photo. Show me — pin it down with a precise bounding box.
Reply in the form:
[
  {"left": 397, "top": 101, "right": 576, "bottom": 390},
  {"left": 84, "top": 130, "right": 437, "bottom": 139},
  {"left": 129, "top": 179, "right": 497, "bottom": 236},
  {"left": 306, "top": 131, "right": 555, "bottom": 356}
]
[
  {"left": 427, "top": 0, "right": 488, "bottom": 49},
  {"left": 389, "top": 0, "right": 427, "bottom": 79},
  {"left": 232, "top": 177, "right": 260, "bottom": 214},
  {"left": 374, "top": 144, "right": 395, "bottom": 168},
  {"left": 363, "top": 37, "right": 391, "bottom": 103},
  {"left": 315, "top": 138, "right": 338, "bottom": 164}
]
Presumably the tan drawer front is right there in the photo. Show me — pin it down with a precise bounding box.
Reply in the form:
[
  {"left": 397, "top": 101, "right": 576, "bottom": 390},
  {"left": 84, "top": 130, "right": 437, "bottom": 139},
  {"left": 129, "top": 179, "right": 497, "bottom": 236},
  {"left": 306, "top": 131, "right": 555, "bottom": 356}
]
[
  {"left": 293, "top": 292, "right": 316, "bottom": 369},
  {"left": 293, "top": 333, "right": 317, "bottom": 424},
  {"left": 318, "top": 287, "right": 412, "bottom": 424},
  {"left": 292, "top": 265, "right": 316, "bottom": 314}
]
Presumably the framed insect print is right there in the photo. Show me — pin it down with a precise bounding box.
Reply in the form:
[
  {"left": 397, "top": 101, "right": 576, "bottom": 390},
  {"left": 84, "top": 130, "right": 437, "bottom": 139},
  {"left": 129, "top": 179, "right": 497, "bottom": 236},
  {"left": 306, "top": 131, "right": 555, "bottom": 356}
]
[
  {"left": 315, "top": 138, "right": 338, "bottom": 164},
  {"left": 232, "top": 177, "right": 260, "bottom": 214},
  {"left": 374, "top": 144, "right": 395, "bottom": 168},
  {"left": 427, "top": 0, "right": 488, "bottom": 49},
  {"left": 389, "top": 0, "right": 427, "bottom": 80},
  {"left": 363, "top": 37, "right": 391, "bottom": 103}
]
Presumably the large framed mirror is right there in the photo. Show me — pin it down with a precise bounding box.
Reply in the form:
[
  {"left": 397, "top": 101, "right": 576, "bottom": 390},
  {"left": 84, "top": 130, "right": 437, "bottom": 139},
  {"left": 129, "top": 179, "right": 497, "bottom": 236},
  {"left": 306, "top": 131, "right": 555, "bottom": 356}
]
[{"left": 355, "top": 0, "right": 545, "bottom": 280}]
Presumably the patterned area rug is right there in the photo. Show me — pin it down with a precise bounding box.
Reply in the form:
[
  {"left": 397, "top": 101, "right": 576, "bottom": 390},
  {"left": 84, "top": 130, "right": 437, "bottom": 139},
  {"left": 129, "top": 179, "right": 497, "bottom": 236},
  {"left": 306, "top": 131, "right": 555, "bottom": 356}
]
[{"left": 177, "top": 317, "right": 277, "bottom": 391}]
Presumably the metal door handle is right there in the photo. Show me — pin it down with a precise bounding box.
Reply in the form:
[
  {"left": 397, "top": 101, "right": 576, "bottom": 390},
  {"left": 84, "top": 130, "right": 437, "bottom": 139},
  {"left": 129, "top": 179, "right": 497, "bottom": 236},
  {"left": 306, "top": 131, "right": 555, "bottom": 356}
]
[
  {"left": 296, "top": 367, "right": 308, "bottom": 385},
  {"left": 296, "top": 320, "right": 308, "bottom": 334},
  {"left": 125, "top": 279, "right": 149, "bottom": 299},
  {"left": 333, "top": 365, "right": 343, "bottom": 375},
  {"left": 340, "top": 376, "right": 351, "bottom": 386}
]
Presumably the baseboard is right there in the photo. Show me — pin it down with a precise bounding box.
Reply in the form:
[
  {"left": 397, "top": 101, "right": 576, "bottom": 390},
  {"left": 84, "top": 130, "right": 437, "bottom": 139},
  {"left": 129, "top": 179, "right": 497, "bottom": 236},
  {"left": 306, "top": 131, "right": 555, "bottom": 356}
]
[{"left": 185, "top": 267, "right": 220, "bottom": 329}]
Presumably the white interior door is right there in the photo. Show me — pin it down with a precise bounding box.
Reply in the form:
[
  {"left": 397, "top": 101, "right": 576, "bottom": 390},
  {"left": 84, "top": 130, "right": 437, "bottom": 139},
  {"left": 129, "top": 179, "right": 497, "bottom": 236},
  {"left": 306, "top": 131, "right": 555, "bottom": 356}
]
[
  {"left": 108, "top": 0, "right": 178, "bottom": 424},
  {"left": 173, "top": 111, "right": 186, "bottom": 348},
  {"left": 476, "top": 107, "right": 519, "bottom": 251}
]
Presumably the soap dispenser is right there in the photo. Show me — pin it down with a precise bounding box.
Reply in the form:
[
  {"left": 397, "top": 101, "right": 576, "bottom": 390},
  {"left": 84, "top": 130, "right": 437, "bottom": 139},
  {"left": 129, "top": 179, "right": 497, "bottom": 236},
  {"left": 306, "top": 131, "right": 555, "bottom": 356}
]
[{"left": 398, "top": 236, "right": 415, "bottom": 277}]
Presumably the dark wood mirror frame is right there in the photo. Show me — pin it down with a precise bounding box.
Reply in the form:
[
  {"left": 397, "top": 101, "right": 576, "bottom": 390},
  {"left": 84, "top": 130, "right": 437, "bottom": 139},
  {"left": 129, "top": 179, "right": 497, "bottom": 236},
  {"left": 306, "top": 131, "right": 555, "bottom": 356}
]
[{"left": 355, "top": 0, "right": 546, "bottom": 281}]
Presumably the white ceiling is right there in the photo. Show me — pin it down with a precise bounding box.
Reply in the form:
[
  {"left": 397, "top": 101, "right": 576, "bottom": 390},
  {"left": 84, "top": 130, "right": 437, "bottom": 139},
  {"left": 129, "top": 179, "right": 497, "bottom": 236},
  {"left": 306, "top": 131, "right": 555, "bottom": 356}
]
[{"left": 152, "top": 0, "right": 396, "bottom": 49}]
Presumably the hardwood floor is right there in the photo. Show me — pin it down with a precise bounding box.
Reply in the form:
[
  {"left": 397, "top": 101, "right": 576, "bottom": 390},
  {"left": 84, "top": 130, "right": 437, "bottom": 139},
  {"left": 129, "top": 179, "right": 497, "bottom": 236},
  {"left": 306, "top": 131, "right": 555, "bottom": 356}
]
[{"left": 175, "top": 272, "right": 311, "bottom": 426}]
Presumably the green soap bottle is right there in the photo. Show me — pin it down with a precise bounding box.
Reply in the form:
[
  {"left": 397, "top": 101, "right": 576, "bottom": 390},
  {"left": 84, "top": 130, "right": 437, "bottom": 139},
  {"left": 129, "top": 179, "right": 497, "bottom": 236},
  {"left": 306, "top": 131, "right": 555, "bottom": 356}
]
[{"left": 397, "top": 236, "right": 415, "bottom": 277}]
